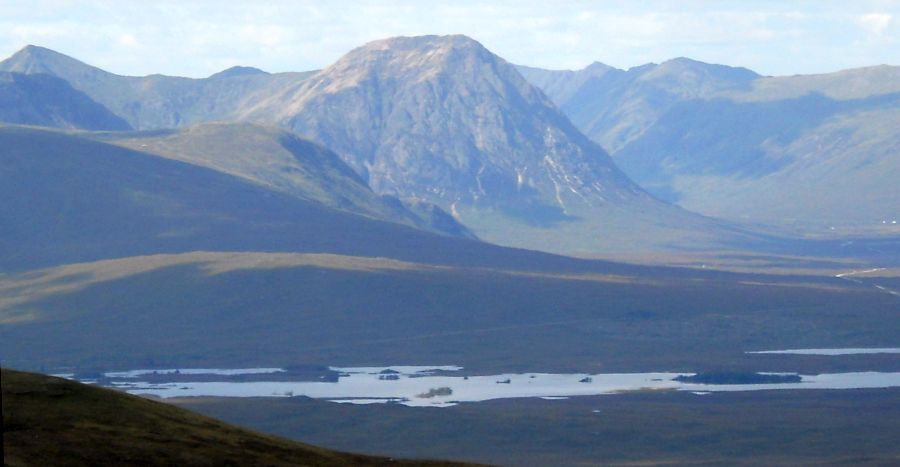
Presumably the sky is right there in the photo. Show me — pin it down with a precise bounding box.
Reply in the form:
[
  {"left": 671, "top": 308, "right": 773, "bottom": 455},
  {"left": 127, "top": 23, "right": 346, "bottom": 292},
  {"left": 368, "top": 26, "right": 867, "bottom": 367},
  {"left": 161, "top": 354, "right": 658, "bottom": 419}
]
[{"left": 1, "top": 0, "right": 899, "bottom": 78}]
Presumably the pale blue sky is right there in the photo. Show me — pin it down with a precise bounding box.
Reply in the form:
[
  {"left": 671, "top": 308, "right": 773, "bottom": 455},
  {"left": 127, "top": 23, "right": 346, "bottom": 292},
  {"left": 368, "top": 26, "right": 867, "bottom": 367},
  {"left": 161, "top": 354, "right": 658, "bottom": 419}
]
[{"left": 2, "top": 0, "right": 899, "bottom": 78}]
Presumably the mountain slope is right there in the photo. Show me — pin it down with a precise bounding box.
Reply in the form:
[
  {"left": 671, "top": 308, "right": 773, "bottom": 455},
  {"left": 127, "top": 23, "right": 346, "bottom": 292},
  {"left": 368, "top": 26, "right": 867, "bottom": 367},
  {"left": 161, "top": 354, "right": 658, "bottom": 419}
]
[
  {"left": 0, "top": 125, "right": 496, "bottom": 271},
  {"left": 0, "top": 45, "right": 316, "bottom": 130},
  {"left": 521, "top": 60, "right": 900, "bottom": 234},
  {"left": 0, "top": 71, "right": 130, "bottom": 130},
  {"left": 104, "top": 122, "right": 472, "bottom": 237},
  {"left": 237, "top": 35, "right": 753, "bottom": 254},
  {"left": 1, "top": 369, "right": 469, "bottom": 467}
]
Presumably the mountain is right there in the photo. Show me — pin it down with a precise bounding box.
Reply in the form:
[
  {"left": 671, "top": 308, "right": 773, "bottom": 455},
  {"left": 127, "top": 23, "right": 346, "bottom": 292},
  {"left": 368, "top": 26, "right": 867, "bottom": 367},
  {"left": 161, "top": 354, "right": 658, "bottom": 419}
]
[
  {"left": 521, "top": 60, "right": 900, "bottom": 234},
  {"left": 240, "top": 36, "right": 639, "bottom": 206},
  {"left": 0, "top": 125, "right": 491, "bottom": 271},
  {"left": 0, "top": 45, "right": 317, "bottom": 130},
  {"left": 0, "top": 71, "right": 130, "bottom": 130},
  {"left": 103, "top": 122, "right": 473, "bottom": 238},
  {"left": 12, "top": 40, "right": 888, "bottom": 249},
  {"left": 234, "top": 35, "right": 753, "bottom": 254},
  {"left": 1, "top": 369, "right": 469, "bottom": 466}
]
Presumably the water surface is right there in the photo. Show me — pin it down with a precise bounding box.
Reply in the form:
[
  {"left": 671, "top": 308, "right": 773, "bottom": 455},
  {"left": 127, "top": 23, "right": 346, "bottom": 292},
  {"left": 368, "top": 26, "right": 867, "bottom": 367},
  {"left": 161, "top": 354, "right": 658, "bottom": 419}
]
[
  {"left": 747, "top": 348, "right": 900, "bottom": 356},
  {"left": 99, "top": 366, "right": 900, "bottom": 407}
]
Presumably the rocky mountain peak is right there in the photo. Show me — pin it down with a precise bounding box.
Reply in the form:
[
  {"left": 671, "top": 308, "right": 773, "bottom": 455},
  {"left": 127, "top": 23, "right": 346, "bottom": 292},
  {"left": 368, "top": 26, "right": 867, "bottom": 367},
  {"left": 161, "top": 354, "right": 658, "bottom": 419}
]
[
  {"left": 295, "top": 34, "right": 528, "bottom": 101},
  {"left": 255, "top": 34, "right": 641, "bottom": 224}
]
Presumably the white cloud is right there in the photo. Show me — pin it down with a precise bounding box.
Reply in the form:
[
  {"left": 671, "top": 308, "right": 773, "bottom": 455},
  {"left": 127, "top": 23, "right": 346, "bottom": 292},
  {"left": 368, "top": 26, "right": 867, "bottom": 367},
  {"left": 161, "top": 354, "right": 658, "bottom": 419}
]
[
  {"left": 858, "top": 12, "right": 893, "bottom": 36},
  {"left": 118, "top": 33, "right": 138, "bottom": 47}
]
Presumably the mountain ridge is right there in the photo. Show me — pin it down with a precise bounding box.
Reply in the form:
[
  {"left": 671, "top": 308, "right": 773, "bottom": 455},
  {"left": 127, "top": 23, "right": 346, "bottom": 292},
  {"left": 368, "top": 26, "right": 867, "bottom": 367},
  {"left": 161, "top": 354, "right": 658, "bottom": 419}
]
[{"left": 0, "top": 45, "right": 318, "bottom": 130}]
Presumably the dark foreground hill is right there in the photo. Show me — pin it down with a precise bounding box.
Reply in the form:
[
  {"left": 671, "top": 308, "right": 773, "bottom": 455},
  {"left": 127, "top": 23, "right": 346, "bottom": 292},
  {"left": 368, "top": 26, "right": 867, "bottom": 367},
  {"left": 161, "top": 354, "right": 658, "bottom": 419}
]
[{"left": 1, "top": 369, "right": 474, "bottom": 467}]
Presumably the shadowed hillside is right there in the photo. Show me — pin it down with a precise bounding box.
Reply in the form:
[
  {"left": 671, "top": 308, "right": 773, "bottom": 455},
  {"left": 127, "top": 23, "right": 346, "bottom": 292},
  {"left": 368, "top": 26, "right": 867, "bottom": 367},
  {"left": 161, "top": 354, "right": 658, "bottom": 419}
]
[
  {"left": 103, "top": 122, "right": 473, "bottom": 238},
  {"left": 0, "top": 125, "right": 490, "bottom": 271},
  {"left": 0, "top": 71, "right": 130, "bottom": 130}
]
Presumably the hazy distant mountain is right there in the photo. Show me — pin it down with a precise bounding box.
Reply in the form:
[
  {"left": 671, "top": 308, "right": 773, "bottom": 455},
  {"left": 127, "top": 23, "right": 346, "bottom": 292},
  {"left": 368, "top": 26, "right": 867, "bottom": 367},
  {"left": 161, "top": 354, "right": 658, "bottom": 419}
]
[
  {"left": 234, "top": 35, "right": 750, "bottom": 254},
  {"left": 519, "top": 58, "right": 759, "bottom": 153},
  {"left": 0, "top": 71, "right": 130, "bottom": 130},
  {"left": 516, "top": 62, "right": 618, "bottom": 105},
  {"left": 521, "top": 60, "right": 900, "bottom": 234},
  {"left": 0, "top": 45, "right": 316, "bottom": 130}
]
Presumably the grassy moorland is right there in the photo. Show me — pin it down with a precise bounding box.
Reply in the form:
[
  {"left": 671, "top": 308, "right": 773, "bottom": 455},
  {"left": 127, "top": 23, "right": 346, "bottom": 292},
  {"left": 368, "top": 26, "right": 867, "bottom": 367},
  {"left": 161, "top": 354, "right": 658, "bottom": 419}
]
[
  {"left": 1, "top": 252, "right": 898, "bottom": 375},
  {"left": 176, "top": 388, "right": 900, "bottom": 466},
  {"left": 1, "top": 369, "right": 477, "bottom": 467}
]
